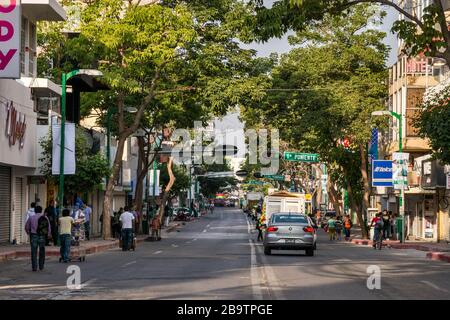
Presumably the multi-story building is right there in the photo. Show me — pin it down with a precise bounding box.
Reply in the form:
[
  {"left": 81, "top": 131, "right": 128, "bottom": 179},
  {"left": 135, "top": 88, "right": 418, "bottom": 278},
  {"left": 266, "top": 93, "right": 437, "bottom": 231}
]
[
  {"left": 0, "top": 0, "right": 66, "bottom": 244},
  {"left": 381, "top": 0, "right": 450, "bottom": 242}
]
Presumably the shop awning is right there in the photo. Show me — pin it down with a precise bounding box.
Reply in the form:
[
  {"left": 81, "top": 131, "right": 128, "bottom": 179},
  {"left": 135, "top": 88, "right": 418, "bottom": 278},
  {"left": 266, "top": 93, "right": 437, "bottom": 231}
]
[
  {"left": 16, "top": 77, "right": 62, "bottom": 97},
  {"left": 22, "top": 0, "right": 67, "bottom": 22},
  {"left": 405, "top": 187, "right": 436, "bottom": 195}
]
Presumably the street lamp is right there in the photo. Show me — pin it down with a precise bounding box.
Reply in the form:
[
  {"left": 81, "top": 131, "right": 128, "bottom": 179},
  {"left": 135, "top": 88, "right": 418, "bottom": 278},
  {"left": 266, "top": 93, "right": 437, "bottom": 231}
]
[
  {"left": 371, "top": 110, "right": 405, "bottom": 243},
  {"left": 58, "top": 69, "right": 103, "bottom": 210}
]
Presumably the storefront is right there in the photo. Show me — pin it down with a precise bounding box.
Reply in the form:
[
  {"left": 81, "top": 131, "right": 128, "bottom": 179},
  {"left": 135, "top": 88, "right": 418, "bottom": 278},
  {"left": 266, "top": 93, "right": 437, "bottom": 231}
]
[{"left": 405, "top": 190, "right": 437, "bottom": 241}]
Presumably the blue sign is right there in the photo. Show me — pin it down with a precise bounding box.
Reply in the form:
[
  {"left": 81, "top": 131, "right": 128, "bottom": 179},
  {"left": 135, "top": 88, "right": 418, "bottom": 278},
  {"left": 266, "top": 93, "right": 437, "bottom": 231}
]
[{"left": 372, "top": 160, "right": 393, "bottom": 187}]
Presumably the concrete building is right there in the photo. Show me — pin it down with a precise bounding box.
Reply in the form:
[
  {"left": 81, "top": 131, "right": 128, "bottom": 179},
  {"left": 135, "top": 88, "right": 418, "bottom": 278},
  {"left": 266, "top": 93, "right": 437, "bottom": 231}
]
[
  {"left": 0, "top": 0, "right": 66, "bottom": 244},
  {"left": 380, "top": 0, "right": 450, "bottom": 242}
]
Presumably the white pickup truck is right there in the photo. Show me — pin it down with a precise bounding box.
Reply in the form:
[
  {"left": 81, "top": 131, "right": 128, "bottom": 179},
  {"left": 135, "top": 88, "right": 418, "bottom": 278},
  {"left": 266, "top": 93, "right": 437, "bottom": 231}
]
[{"left": 263, "top": 191, "right": 306, "bottom": 224}]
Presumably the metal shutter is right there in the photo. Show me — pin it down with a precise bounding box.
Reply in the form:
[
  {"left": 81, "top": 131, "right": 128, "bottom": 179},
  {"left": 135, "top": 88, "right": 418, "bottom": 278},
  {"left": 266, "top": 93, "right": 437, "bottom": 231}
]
[
  {"left": 0, "top": 166, "right": 11, "bottom": 243},
  {"left": 14, "top": 177, "right": 24, "bottom": 244}
]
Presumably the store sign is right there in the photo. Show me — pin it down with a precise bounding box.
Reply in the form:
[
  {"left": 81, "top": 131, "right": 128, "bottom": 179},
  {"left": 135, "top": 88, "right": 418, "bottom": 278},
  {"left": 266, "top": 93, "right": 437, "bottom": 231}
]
[
  {"left": 393, "top": 152, "right": 409, "bottom": 190},
  {"left": 4, "top": 101, "right": 26, "bottom": 149},
  {"left": 372, "top": 160, "right": 393, "bottom": 187},
  {"left": 0, "top": 0, "right": 21, "bottom": 79}
]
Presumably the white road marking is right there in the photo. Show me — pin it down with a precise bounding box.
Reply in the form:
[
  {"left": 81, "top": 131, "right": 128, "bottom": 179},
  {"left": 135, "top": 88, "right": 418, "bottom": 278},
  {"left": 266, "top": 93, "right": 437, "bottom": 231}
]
[
  {"left": 153, "top": 251, "right": 163, "bottom": 255},
  {"left": 207, "top": 224, "right": 211, "bottom": 228},
  {"left": 80, "top": 278, "right": 97, "bottom": 289},
  {"left": 186, "top": 241, "right": 191, "bottom": 244},
  {"left": 421, "top": 281, "right": 450, "bottom": 293},
  {"left": 193, "top": 239, "right": 198, "bottom": 241},
  {"left": 171, "top": 244, "right": 179, "bottom": 248},
  {"left": 249, "top": 239, "right": 263, "bottom": 300},
  {"left": 203, "top": 229, "right": 207, "bottom": 233},
  {"left": 122, "top": 261, "right": 136, "bottom": 267}
]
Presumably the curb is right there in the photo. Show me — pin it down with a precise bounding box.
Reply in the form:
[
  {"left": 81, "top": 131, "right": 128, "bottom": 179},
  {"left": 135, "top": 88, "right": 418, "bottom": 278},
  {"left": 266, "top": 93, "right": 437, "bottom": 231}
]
[
  {"left": 426, "top": 252, "right": 450, "bottom": 263},
  {"left": 0, "top": 237, "right": 147, "bottom": 262}
]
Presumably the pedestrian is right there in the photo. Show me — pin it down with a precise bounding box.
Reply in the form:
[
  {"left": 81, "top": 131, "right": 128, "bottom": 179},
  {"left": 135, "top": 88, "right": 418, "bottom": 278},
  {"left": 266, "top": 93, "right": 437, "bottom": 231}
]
[
  {"left": 151, "top": 213, "right": 162, "bottom": 241},
  {"left": 315, "top": 209, "right": 322, "bottom": 227},
  {"left": 45, "top": 200, "right": 58, "bottom": 246},
  {"left": 59, "top": 209, "right": 74, "bottom": 263},
  {"left": 343, "top": 215, "right": 353, "bottom": 241},
  {"left": 164, "top": 204, "right": 171, "bottom": 228},
  {"left": 335, "top": 216, "right": 343, "bottom": 241},
  {"left": 120, "top": 206, "right": 135, "bottom": 251},
  {"left": 132, "top": 206, "right": 140, "bottom": 235},
  {"left": 370, "top": 212, "right": 384, "bottom": 248},
  {"left": 83, "top": 204, "right": 92, "bottom": 240},
  {"left": 327, "top": 216, "right": 336, "bottom": 241},
  {"left": 382, "top": 209, "right": 390, "bottom": 240},
  {"left": 24, "top": 206, "right": 51, "bottom": 271},
  {"left": 25, "top": 202, "right": 36, "bottom": 223},
  {"left": 390, "top": 211, "right": 397, "bottom": 240}
]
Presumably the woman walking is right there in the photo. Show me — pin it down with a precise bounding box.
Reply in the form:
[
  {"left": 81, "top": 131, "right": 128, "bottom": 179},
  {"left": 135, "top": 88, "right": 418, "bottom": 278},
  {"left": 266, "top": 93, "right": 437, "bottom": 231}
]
[{"left": 344, "top": 215, "right": 353, "bottom": 241}]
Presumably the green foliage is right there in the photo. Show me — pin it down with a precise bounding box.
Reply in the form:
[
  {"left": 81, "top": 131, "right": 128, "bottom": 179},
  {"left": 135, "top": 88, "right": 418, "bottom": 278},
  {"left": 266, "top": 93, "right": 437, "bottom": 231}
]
[
  {"left": 241, "top": 4, "right": 387, "bottom": 204},
  {"left": 197, "top": 162, "right": 238, "bottom": 198},
  {"left": 39, "top": 127, "right": 111, "bottom": 196}
]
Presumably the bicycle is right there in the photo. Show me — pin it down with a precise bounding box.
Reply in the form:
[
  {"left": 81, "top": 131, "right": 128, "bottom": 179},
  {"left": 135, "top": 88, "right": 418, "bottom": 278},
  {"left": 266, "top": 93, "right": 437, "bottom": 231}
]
[{"left": 373, "top": 228, "right": 383, "bottom": 250}]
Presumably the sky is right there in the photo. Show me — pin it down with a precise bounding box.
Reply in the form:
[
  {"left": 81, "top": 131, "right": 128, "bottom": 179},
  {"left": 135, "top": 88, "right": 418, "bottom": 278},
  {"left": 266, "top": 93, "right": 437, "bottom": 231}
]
[
  {"left": 242, "top": 1, "right": 399, "bottom": 66},
  {"left": 214, "top": 2, "right": 399, "bottom": 166}
]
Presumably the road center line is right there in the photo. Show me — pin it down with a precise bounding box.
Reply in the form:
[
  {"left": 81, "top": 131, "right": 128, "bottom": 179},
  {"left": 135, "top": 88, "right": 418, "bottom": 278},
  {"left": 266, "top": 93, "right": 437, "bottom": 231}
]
[
  {"left": 421, "top": 280, "right": 450, "bottom": 293},
  {"left": 249, "top": 239, "right": 264, "bottom": 300},
  {"left": 171, "top": 244, "right": 179, "bottom": 248},
  {"left": 153, "top": 251, "right": 163, "bottom": 255},
  {"left": 122, "top": 261, "right": 136, "bottom": 267},
  {"left": 202, "top": 229, "right": 207, "bottom": 233}
]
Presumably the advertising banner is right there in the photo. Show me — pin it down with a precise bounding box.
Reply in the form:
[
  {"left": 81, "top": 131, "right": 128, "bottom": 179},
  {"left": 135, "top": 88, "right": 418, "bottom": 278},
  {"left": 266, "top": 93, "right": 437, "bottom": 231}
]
[
  {"left": 52, "top": 123, "right": 76, "bottom": 175},
  {"left": 0, "top": 0, "right": 21, "bottom": 79}
]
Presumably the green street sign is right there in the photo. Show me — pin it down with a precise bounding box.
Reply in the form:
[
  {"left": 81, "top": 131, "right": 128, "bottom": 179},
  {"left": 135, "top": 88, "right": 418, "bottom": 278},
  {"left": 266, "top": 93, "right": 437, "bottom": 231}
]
[
  {"left": 264, "top": 175, "right": 285, "bottom": 181},
  {"left": 284, "top": 152, "right": 319, "bottom": 163},
  {"left": 246, "top": 180, "right": 265, "bottom": 185}
]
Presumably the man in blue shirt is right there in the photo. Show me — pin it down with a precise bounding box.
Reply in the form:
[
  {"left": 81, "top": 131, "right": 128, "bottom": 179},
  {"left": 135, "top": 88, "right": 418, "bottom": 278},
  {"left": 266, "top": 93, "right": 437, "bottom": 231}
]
[{"left": 83, "top": 204, "right": 92, "bottom": 240}]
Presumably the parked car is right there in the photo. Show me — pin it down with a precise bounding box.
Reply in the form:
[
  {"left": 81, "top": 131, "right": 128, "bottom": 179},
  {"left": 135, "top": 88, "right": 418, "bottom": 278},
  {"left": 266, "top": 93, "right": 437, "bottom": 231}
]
[
  {"left": 320, "top": 211, "right": 337, "bottom": 228},
  {"left": 263, "top": 212, "right": 317, "bottom": 256}
]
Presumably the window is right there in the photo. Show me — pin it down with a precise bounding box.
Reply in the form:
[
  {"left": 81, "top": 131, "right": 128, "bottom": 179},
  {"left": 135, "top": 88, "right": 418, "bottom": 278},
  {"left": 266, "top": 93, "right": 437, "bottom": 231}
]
[
  {"left": 272, "top": 215, "right": 308, "bottom": 224},
  {"left": 20, "top": 18, "right": 27, "bottom": 75},
  {"left": 28, "top": 23, "right": 36, "bottom": 77}
]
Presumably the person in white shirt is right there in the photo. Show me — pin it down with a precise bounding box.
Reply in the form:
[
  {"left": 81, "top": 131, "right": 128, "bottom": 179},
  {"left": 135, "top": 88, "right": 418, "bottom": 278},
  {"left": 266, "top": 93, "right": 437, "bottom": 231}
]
[
  {"left": 119, "top": 206, "right": 135, "bottom": 251},
  {"left": 25, "top": 202, "right": 36, "bottom": 222}
]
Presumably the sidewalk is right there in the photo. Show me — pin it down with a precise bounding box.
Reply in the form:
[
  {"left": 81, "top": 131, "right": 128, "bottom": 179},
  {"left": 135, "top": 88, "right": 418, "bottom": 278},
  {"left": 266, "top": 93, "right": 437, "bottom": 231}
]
[
  {"left": 0, "top": 221, "right": 183, "bottom": 263},
  {"left": 348, "top": 227, "right": 450, "bottom": 263}
]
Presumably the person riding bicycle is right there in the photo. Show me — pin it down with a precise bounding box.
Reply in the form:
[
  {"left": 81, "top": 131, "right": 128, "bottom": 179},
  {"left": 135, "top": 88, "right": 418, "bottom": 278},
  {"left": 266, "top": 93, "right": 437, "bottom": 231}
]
[{"left": 370, "top": 212, "right": 384, "bottom": 249}]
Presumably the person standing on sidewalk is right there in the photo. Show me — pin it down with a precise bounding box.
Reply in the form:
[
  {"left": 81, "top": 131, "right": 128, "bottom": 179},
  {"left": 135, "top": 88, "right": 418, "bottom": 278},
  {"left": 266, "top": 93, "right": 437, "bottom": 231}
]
[
  {"left": 151, "top": 213, "right": 162, "bottom": 241},
  {"left": 59, "top": 209, "right": 74, "bottom": 263},
  {"left": 120, "top": 206, "right": 135, "bottom": 251},
  {"left": 83, "top": 204, "right": 92, "bottom": 241},
  {"left": 45, "top": 200, "right": 58, "bottom": 246},
  {"left": 327, "top": 216, "right": 336, "bottom": 241},
  {"left": 25, "top": 202, "right": 36, "bottom": 223},
  {"left": 25, "top": 206, "right": 51, "bottom": 271},
  {"left": 335, "top": 216, "right": 343, "bottom": 241},
  {"left": 164, "top": 204, "right": 171, "bottom": 228},
  {"left": 343, "top": 215, "right": 353, "bottom": 241},
  {"left": 382, "top": 210, "right": 391, "bottom": 240}
]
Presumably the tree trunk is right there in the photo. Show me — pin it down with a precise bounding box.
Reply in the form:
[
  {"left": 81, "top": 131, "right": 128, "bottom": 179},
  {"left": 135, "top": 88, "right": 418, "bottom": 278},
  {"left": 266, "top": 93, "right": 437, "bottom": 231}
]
[
  {"left": 327, "top": 178, "right": 341, "bottom": 217},
  {"left": 346, "top": 179, "right": 368, "bottom": 239},
  {"left": 158, "top": 157, "right": 175, "bottom": 226},
  {"left": 102, "top": 134, "right": 127, "bottom": 240},
  {"left": 133, "top": 136, "right": 146, "bottom": 214},
  {"left": 359, "top": 144, "right": 371, "bottom": 233}
]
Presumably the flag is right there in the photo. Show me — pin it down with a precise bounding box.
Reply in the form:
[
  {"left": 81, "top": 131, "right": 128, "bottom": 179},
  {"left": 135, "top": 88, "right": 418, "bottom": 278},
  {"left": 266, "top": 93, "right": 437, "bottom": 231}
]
[{"left": 368, "top": 128, "right": 378, "bottom": 162}]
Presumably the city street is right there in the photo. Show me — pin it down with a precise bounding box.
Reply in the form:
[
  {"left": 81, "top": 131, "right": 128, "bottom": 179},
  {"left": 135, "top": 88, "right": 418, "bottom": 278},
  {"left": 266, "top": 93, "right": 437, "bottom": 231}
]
[{"left": 1, "top": 207, "right": 450, "bottom": 300}]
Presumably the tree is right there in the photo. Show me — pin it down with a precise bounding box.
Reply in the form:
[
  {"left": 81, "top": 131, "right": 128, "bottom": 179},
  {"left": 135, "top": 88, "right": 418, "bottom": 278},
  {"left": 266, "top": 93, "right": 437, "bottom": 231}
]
[
  {"left": 417, "top": 78, "right": 450, "bottom": 164},
  {"left": 197, "top": 162, "right": 238, "bottom": 199},
  {"left": 251, "top": 0, "right": 450, "bottom": 65},
  {"left": 241, "top": 4, "right": 388, "bottom": 238},
  {"left": 39, "top": 0, "right": 270, "bottom": 239},
  {"left": 39, "top": 126, "right": 110, "bottom": 202}
]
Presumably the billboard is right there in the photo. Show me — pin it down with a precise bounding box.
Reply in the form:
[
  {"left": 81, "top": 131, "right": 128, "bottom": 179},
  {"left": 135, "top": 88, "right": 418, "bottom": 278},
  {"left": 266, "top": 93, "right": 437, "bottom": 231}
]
[
  {"left": 393, "top": 153, "right": 409, "bottom": 190},
  {"left": 372, "top": 160, "right": 393, "bottom": 187},
  {"left": 0, "top": 0, "right": 21, "bottom": 79}
]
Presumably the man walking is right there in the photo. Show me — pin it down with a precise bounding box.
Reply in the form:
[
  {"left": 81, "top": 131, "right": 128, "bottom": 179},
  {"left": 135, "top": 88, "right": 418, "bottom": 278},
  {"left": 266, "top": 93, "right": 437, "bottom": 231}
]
[
  {"left": 120, "top": 206, "right": 135, "bottom": 251},
  {"left": 25, "top": 206, "right": 51, "bottom": 271},
  {"left": 164, "top": 204, "right": 171, "bottom": 228},
  {"left": 83, "top": 204, "right": 92, "bottom": 240},
  {"left": 327, "top": 216, "right": 336, "bottom": 241},
  {"left": 382, "top": 210, "right": 391, "bottom": 240},
  {"left": 45, "top": 200, "right": 58, "bottom": 246}
]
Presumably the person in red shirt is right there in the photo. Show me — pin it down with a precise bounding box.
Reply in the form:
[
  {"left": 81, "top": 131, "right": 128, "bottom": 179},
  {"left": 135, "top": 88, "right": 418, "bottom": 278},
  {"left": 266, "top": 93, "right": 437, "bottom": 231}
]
[{"left": 370, "top": 212, "right": 384, "bottom": 248}]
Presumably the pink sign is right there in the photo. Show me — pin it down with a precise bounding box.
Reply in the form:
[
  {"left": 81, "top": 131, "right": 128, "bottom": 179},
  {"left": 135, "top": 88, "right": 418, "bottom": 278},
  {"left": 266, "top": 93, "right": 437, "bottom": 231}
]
[{"left": 0, "top": 0, "right": 20, "bottom": 79}]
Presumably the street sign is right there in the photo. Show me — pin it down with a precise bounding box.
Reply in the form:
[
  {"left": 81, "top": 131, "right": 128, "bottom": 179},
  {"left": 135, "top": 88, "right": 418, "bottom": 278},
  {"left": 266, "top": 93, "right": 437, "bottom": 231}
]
[
  {"left": 246, "top": 180, "right": 265, "bottom": 185},
  {"left": 284, "top": 152, "right": 319, "bottom": 162},
  {"left": 372, "top": 160, "right": 393, "bottom": 187},
  {"left": 264, "top": 175, "right": 285, "bottom": 181}
]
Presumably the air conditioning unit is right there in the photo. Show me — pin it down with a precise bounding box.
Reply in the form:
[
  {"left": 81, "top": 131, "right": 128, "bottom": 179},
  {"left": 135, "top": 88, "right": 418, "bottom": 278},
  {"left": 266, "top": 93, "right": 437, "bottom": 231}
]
[{"left": 421, "top": 159, "right": 446, "bottom": 189}]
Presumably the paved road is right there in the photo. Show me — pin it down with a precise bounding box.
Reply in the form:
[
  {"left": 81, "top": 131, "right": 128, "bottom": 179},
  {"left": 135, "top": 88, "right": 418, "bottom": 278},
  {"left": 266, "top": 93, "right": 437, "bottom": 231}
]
[{"left": 1, "top": 207, "right": 450, "bottom": 300}]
